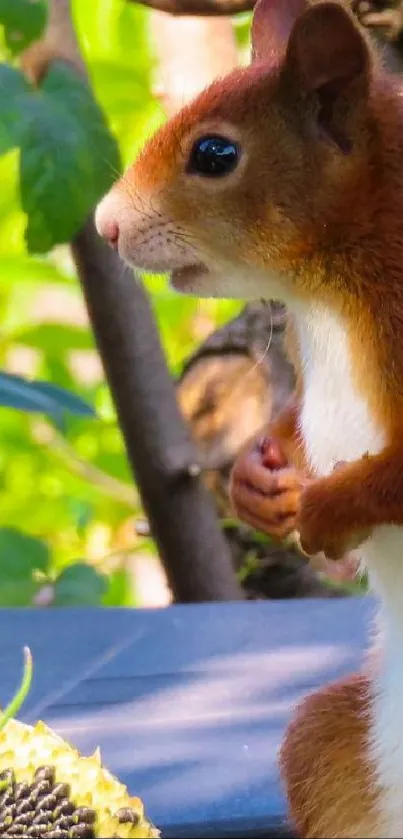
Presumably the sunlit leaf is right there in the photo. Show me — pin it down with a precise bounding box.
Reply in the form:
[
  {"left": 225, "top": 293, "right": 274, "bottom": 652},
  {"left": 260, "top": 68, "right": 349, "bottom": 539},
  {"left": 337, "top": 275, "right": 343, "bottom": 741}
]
[
  {"left": 0, "top": 63, "right": 120, "bottom": 251},
  {"left": 14, "top": 323, "right": 94, "bottom": 352},
  {"left": 90, "top": 61, "right": 150, "bottom": 112},
  {"left": 103, "top": 568, "right": 135, "bottom": 607},
  {"left": 0, "top": 151, "right": 26, "bottom": 254},
  {"left": 233, "top": 12, "right": 252, "bottom": 49},
  {"left": 0, "top": 255, "right": 74, "bottom": 286}
]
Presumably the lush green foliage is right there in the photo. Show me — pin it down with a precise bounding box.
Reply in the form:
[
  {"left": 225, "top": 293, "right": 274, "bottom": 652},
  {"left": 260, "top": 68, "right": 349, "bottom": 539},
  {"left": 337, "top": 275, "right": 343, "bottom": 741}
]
[{"left": 0, "top": 0, "right": 248, "bottom": 607}]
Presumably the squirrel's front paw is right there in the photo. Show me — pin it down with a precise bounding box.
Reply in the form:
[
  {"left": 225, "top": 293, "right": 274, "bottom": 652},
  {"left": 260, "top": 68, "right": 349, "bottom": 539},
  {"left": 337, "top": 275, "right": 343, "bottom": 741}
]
[
  {"left": 298, "top": 483, "right": 370, "bottom": 560},
  {"left": 230, "top": 437, "right": 305, "bottom": 541}
]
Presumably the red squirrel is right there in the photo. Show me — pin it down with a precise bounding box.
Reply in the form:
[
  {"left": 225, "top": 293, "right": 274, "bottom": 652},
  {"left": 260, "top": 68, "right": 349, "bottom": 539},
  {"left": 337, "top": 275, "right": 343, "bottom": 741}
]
[{"left": 95, "top": 0, "right": 403, "bottom": 834}]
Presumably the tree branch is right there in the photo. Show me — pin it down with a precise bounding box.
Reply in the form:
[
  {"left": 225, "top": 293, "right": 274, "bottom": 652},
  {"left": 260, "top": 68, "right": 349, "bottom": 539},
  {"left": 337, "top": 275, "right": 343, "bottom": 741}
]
[
  {"left": 72, "top": 227, "right": 241, "bottom": 601},
  {"left": 23, "top": 0, "right": 241, "bottom": 602},
  {"left": 130, "top": 0, "right": 255, "bottom": 15}
]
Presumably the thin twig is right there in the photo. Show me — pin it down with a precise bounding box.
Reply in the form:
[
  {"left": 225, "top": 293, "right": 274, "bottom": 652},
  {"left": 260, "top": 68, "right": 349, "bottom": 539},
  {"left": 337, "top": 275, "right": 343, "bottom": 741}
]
[
  {"left": 128, "top": 0, "right": 254, "bottom": 15},
  {"left": 43, "top": 425, "right": 138, "bottom": 507}
]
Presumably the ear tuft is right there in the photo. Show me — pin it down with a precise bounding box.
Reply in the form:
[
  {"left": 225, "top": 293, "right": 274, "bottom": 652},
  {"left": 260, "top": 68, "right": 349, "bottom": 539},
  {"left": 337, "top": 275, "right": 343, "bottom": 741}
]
[
  {"left": 286, "top": 2, "right": 370, "bottom": 95},
  {"left": 251, "top": 0, "right": 307, "bottom": 64}
]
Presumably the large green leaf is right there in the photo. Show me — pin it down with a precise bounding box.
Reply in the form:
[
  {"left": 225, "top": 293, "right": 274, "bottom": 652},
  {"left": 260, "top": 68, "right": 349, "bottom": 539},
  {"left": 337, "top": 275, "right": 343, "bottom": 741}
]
[
  {"left": 53, "top": 562, "right": 107, "bottom": 606},
  {"left": 0, "top": 62, "right": 121, "bottom": 252},
  {"left": 0, "top": 528, "right": 50, "bottom": 607},
  {"left": 0, "top": 0, "right": 48, "bottom": 56},
  {"left": 0, "top": 370, "right": 95, "bottom": 417}
]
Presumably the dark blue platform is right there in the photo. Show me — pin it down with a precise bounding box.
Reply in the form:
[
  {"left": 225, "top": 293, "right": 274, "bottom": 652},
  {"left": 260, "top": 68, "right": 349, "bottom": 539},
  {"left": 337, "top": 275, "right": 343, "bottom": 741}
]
[{"left": 0, "top": 598, "right": 375, "bottom": 837}]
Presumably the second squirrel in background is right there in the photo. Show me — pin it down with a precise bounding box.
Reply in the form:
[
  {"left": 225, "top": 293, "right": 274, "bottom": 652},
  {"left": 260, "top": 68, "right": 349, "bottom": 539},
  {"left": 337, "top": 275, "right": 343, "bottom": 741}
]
[{"left": 96, "top": 1, "right": 403, "bottom": 834}]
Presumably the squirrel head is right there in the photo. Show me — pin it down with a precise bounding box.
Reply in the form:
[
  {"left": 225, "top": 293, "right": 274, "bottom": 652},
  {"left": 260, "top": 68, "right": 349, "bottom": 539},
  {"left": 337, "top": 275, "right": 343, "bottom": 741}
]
[{"left": 96, "top": 0, "right": 380, "bottom": 301}]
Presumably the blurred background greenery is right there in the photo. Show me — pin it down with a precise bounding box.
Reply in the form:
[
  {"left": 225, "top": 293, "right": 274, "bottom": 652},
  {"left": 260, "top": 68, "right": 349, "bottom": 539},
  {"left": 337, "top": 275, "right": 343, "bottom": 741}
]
[{"left": 0, "top": 0, "right": 255, "bottom": 609}]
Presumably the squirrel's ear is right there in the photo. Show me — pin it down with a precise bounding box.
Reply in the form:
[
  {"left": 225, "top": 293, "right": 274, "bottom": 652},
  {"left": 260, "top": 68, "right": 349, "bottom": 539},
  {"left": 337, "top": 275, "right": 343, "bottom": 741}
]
[
  {"left": 251, "top": 0, "right": 307, "bottom": 63},
  {"left": 284, "top": 2, "right": 371, "bottom": 150}
]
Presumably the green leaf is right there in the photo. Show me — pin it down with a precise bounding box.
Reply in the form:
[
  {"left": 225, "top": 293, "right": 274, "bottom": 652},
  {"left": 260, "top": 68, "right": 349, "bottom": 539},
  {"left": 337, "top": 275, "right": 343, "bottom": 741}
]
[
  {"left": 0, "top": 255, "right": 74, "bottom": 286},
  {"left": 237, "top": 550, "right": 260, "bottom": 584},
  {"left": 90, "top": 62, "right": 150, "bottom": 115},
  {"left": 0, "top": 370, "right": 95, "bottom": 417},
  {"left": 0, "top": 62, "right": 121, "bottom": 251},
  {"left": 66, "top": 499, "right": 94, "bottom": 535},
  {"left": 0, "top": 528, "right": 50, "bottom": 607},
  {"left": 102, "top": 568, "right": 135, "bottom": 607},
  {"left": 0, "top": 527, "right": 49, "bottom": 573},
  {"left": 0, "top": 0, "right": 48, "bottom": 55},
  {"left": 220, "top": 517, "right": 242, "bottom": 530},
  {"left": 233, "top": 11, "right": 252, "bottom": 49},
  {"left": 14, "top": 323, "right": 95, "bottom": 352},
  {"left": 0, "top": 578, "right": 38, "bottom": 607},
  {"left": 53, "top": 562, "right": 107, "bottom": 606},
  {"left": 28, "top": 380, "right": 95, "bottom": 417},
  {"left": 0, "top": 65, "right": 31, "bottom": 155}
]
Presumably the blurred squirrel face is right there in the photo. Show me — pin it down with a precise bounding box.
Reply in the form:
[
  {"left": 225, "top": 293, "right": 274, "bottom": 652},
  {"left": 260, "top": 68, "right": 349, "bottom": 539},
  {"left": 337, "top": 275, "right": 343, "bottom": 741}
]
[{"left": 96, "top": 0, "right": 374, "bottom": 301}]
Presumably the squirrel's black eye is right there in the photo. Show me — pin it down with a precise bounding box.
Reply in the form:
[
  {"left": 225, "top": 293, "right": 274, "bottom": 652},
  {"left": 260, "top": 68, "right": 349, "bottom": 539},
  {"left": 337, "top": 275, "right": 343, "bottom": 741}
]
[{"left": 187, "top": 135, "right": 239, "bottom": 177}]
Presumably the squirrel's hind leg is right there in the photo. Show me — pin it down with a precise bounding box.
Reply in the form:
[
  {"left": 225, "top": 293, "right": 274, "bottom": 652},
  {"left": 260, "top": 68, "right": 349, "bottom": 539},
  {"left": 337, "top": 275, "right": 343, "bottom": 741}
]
[{"left": 280, "top": 673, "right": 380, "bottom": 838}]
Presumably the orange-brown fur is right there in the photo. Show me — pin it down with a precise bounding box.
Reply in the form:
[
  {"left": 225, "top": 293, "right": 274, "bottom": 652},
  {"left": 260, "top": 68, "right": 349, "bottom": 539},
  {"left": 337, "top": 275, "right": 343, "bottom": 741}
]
[
  {"left": 228, "top": 70, "right": 403, "bottom": 556},
  {"left": 280, "top": 673, "right": 380, "bottom": 838}
]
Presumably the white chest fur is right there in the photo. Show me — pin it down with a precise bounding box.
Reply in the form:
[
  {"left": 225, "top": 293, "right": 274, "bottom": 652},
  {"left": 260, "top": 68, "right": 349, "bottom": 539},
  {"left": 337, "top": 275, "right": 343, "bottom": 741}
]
[{"left": 292, "top": 303, "right": 385, "bottom": 475}]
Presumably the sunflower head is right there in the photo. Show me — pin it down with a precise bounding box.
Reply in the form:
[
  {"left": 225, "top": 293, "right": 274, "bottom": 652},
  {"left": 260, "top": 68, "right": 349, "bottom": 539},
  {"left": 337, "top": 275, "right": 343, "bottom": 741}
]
[{"left": 0, "top": 650, "right": 160, "bottom": 838}]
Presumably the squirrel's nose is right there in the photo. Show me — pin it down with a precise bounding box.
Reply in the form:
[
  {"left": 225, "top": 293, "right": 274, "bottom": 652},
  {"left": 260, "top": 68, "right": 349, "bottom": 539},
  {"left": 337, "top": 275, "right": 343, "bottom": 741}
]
[
  {"left": 98, "top": 217, "right": 119, "bottom": 250},
  {"left": 95, "top": 197, "right": 120, "bottom": 249}
]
